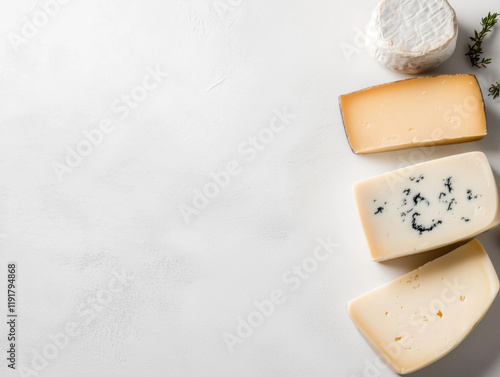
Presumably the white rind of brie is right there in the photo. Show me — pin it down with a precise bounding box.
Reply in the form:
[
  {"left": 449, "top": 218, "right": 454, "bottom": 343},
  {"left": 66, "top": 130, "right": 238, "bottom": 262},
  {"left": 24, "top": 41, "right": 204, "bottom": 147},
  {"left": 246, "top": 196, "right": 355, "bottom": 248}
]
[{"left": 365, "top": 0, "right": 458, "bottom": 74}]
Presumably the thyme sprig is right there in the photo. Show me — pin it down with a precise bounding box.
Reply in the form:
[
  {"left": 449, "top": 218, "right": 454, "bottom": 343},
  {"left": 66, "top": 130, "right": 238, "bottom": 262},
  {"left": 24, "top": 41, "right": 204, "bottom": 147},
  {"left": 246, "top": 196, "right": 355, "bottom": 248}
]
[
  {"left": 489, "top": 81, "right": 500, "bottom": 99},
  {"left": 466, "top": 12, "right": 498, "bottom": 68}
]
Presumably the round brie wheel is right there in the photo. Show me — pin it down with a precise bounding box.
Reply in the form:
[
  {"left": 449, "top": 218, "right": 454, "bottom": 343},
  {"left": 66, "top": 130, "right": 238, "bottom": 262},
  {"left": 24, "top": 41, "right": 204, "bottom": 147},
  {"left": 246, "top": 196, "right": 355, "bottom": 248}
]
[{"left": 365, "top": 0, "right": 458, "bottom": 74}]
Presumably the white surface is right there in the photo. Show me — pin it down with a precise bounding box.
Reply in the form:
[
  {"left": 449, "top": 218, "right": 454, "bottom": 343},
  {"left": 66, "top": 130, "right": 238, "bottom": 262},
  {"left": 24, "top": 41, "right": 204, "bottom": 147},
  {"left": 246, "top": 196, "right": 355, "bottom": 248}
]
[{"left": 0, "top": 0, "right": 499, "bottom": 376}]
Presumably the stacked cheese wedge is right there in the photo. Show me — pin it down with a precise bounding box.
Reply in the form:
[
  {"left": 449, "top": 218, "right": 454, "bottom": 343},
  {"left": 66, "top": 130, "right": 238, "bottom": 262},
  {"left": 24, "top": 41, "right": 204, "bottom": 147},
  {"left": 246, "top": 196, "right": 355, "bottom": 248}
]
[
  {"left": 348, "top": 239, "right": 499, "bottom": 374},
  {"left": 341, "top": 76, "right": 500, "bottom": 372},
  {"left": 354, "top": 151, "right": 499, "bottom": 261},
  {"left": 339, "top": 74, "right": 486, "bottom": 154}
]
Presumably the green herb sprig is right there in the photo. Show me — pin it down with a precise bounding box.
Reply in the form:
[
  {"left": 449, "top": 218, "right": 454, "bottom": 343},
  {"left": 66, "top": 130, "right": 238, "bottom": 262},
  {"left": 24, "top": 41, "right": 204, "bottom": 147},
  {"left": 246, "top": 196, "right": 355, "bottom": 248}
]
[
  {"left": 489, "top": 81, "right": 500, "bottom": 99},
  {"left": 466, "top": 12, "right": 498, "bottom": 68}
]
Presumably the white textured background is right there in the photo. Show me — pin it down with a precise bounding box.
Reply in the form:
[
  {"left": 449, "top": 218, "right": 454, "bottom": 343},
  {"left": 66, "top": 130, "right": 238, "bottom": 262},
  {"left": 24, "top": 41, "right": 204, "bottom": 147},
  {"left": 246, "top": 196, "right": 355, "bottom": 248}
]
[{"left": 1, "top": 0, "right": 500, "bottom": 376}]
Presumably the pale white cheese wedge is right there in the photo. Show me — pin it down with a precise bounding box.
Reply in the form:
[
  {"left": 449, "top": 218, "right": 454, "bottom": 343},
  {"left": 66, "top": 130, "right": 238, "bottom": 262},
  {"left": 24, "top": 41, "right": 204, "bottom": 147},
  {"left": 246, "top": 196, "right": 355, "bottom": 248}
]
[
  {"left": 348, "top": 239, "right": 499, "bottom": 374},
  {"left": 354, "top": 152, "right": 499, "bottom": 261},
  {"left": 365, "top": 0, "right": 458, "bottom": 74}
]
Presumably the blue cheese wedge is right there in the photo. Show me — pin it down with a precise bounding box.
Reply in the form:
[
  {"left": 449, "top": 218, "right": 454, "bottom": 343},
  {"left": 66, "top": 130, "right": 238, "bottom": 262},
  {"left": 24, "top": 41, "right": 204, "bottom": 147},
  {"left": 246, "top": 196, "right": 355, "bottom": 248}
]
[
  {"left": 348, "top": 239, "right": 499, "bottom": 374},
  {"left": 365, "top": 0, "right": 458, "bottom": 74},
  {"left": 354, "top": 152, "right": 499, "bottom": 261}
]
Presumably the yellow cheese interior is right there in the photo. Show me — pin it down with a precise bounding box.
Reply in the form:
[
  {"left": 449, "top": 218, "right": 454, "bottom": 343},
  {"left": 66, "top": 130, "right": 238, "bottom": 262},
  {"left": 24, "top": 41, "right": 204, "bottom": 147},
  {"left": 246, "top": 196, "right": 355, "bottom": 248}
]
[{"left": 339, "top": 75, "right": 486, "bottom": 154}]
